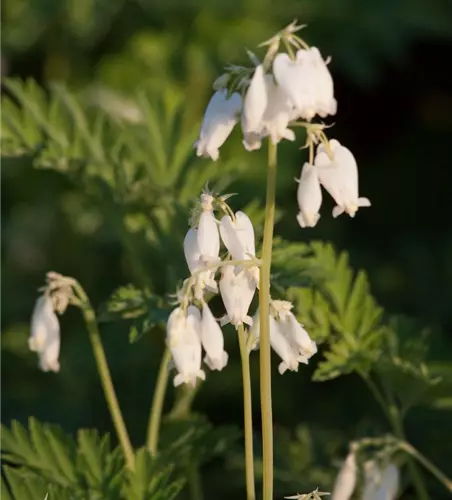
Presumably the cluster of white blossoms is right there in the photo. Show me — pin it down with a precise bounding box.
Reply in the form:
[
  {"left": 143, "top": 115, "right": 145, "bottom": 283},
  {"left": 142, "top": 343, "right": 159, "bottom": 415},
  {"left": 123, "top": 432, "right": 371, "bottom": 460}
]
[
  {"left": 166, "top": 190, "right": 317, "bottom": 387},
  {"left": 28, "top": 272, "right": 75, "bottom": 372},
  {"left": 331, "top": 450, "right": 400, "bottom": 500},
  {"left": 194, "top": 21, "right": 370, "bottom": 230}
]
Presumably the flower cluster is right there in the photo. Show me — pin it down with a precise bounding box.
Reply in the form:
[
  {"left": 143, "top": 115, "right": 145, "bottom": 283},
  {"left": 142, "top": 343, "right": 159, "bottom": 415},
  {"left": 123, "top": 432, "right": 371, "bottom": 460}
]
[
  {"left": 195, "top": 21, "right": 371, "bottom": 230},
  {"left": 331, "top": 450, "right": 400, "bottom": 500},
  {"left": 166, "top": 190, "right": 317, "bottom": 387},
  {"left": 195, "top": 22, "right": 336, "bottom": 160}
]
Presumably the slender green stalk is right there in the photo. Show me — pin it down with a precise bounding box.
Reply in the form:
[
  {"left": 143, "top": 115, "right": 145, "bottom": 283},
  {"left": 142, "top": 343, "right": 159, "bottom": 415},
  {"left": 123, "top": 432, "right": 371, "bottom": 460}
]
[
  {"left": 259, "top": 140, "right": 278, "bottom": 500},
  {"left": 74, "top": 283, "right": 135, "bottom": 469},
  {"left": 146, "top": 347, "right": 171, "bottom": 455},
  {"left": 237, "top": 325, "right": 256, "bottom": 500},
  {"left": 363, "top": 376, "right": 429, "bottom": 500},
  {"left": 187, "top": 462, "right": 204, "bottom": 500},
  {"left": 400, "top": 442, "right": 452, "bottom": 494}
]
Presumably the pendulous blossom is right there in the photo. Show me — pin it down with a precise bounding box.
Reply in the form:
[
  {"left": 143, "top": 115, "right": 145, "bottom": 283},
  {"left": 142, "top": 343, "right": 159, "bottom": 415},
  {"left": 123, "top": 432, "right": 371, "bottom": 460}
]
[
  {"left": 315, "top": 139, "right": 371, "bottom": 218},
  {"left": 29, "top": 295, "right": 61, "bottom": 372},
  {"left": 200, "top": 302, "right": 228, "bottom": 371},
  {"left": 242, "top": 65, "right": 268, "bottom": 151},
  {"left": 195, "top": 90, "right": 242, "bottom": 161},
  {"left": 166, "top": 306, "right": 205, "bottom": 387},
  {"left": 296, "top": 162, "right": 322, "bottom": 228},
  {"left": 219, "top": 266, "right": 256, "bottom": 328}
]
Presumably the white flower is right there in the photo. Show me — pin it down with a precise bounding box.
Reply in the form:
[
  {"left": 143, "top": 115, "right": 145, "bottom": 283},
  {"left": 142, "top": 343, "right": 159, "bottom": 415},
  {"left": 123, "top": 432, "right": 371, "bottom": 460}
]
[
  {"left": 310, "top": 47, "right": 337, "bottom": 118},
  {"left": 261, "top": 75, "right": 295, "bottom": 144},
  {"left": 296, "top": 162, "right": 322, "bottom": 228},
  {"left": 183, "top": 228, "right": 218, "bottom": 297},
  {"left": 29, "top": 295, "right": 61, "bottom": 372},
  {"left": 315, "top": 139, "right": 371, "bottom": 218},
  {"left": 273, "top": 48, "right": 336, "bottom": 121},
  {"left": 268, "top": 314, "right": 302, "bottom": 374},
  {"left": 219, "top": 211, "right": 259, "bottom": 285},
  {"left": 363, "top": 462, "right": 399, "bottom": 500},
  {"left": 275, "top": 302, "right": 317, "bottom": 361},
  {"left": 331, "top": 452, "right": 357, "bottom": 500},
  {"left": 167, "top": 306, "right": 206, "bottom": 387},
  {"left": 198, "top": 193, "right": 220, "bottom": 265},
  {"left": 195, "top": 90, "right": 242, "bottom": 161},
  {"left": 242, "top": 65, "right": 268, "bottom": 151},
  {"left": 201, "top": 302, "right": 228, "bottom": 370},
  {"left": 219, "top": 266, "right": 256, "bottom": 328}
]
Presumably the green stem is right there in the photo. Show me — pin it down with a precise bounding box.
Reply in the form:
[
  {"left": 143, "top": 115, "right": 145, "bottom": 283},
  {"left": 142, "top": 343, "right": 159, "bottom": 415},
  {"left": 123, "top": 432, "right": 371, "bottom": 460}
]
[
  {"left": 237, "top": 325, "right": 256, "bottom": 500},
  {"left": 363, "top": 376, "right": 429, "bottom": 500},
  {"left": 259, "top": 140, "right": 277, "bottom": 500},
  {"left": 74, "top": 283, "right": 135, "bottom": 470},
  {"left": 187, "top": 462, "right": 204, "bottom": 500},
  {"left": 146, "top": 347, "right": 171, "bottom": 455},
  {"left": 400, "top": 442, "right": 452, "bottom": 494}
]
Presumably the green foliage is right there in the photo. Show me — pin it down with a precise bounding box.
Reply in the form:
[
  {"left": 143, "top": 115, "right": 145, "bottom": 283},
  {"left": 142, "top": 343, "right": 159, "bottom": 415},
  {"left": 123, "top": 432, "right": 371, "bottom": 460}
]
[
  {"left": 0, "top": 418, "right": 185, "bottom": 500},
  {"left": 98, "top": 285, "right": 171, "bottom": 343}
]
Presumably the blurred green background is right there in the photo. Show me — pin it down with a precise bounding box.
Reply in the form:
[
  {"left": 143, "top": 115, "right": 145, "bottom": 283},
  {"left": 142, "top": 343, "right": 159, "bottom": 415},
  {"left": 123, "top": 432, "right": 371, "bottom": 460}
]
[{"left": 2, "top": 0, "right": 452, "bottom": 498}]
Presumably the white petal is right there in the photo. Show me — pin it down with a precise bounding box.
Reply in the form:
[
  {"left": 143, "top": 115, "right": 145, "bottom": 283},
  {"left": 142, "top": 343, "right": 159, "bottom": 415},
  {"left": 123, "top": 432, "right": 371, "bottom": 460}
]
[
  {"left": 167, "top": 306, "right": 205, "bottom": 387},
  {"left": 315, "top": 139, "right": 370, "bottom": 217},
  {"left": 219, "top": 266, "right": 256, "bottom": 328},
  {"left": 261, "top": 75, "right": 293, "bottom": 144},
  {"left": 273, "top": 51, "right": 317, "bottom": 121},
  {"left": 378, "top": 464, "right": 399, "bottom": 500},
  {"left": 281, "top": 313, "right": 317, "bottom": 359},
  {"left": 269, "top": 315, "right": 300, "bottom": 374},
  {"left": 309, "top": 47, "right": 337, "bottom": 117},
  {"left": 296, "top": 163, "right": 322, "bottom": 228},
  {"left": 29, "top": 295, "right": 60, "bottom": 372},
  {"left": 196, "top": 90, "right": 242, "bottom": 161},
  {"left": 242, "top": 65, "right": 267, "bottom": 137},
  {"left": 201, "top": 303, "right": 228, "bottom": 371},
  {"left": 331, "top": 452, "right": 357, "bottom": 500},
  {"left": 184, "top": 228, "right": 202, "bottom": 273},
  {"left": 219, "top": 211, "right": 256, "bottom": 260},
  {"left": 198, "top": 211, "right": 220, "bottom": 263}
]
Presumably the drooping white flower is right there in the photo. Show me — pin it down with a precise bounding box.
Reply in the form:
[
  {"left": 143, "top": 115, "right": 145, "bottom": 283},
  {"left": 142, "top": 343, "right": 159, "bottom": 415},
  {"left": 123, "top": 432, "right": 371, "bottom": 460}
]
[
  {"left": 29, "top": 295, "right": 61, "bottom": 372},
  {"left": 275, "top": 302, "right": 317, "bottom": 361},
  {"left": 296, "top": 162, "right": 322, "bottom": 228},
  {"left": 331, "top": 452, "right": 357, "bottom": 500},
  {"left": 197, "top": 193, "right": 220, "bottom": 264},
  {"left": 183, "top": 228, "right": 218, "bottom": 297},
  {"left": 166, "top": 306, "right": 206, "bottom": 387},
  {"left": 273, "top": 47, "right": 336, "bottom": 121},
  {"left": 310, "top": 47, "right": 337, "bottom": 118},
  {"left": 195, "top": 90, "right": 242, "bottom": 161},
  {"left": 219, "top": 211, "right": 259, "bottom": 285},
  {"left": 363, "top": 462, "right": 399, "bottom": 500},
  {"left": 261, "top": 75, "right": 295, "bottom": 144},
  {"left": 242, "top": 65, "right": 268, "bottom": 151},
  {"left": 273, "top": 50, "right": 317, "bottom": 121},
  {"left": 268, "top": 314, "right": 302, "bottom": 374},
  {"left": 219, "top": 266, "right": 256, "bottom": 328},
  {"left": 200, "top": 302, "right": 228, "bottom": 371},
  {"left": 315, "top": 139, "right": 371, "bottom": 218}
]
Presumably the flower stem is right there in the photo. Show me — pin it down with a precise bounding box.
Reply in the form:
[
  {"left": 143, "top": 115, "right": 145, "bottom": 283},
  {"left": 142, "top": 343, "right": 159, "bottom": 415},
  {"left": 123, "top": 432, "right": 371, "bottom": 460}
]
[
  {"left": 363, "top": 376, "right": 429, "bottom": 500},
  {"left": 400, "top": 442, "right": 452, "bottom": 494},
  {"left": 74, "top": 283, "right": 135, "bottom": 470},
  {"left": 237, "top": 325, "right": 256, "bottom": 500},
  {"left": 259, "top": 140, "right": 278, "bottom": 500},
  {"left": 146, "top": 347, "right": 171, "bottom": 455}
]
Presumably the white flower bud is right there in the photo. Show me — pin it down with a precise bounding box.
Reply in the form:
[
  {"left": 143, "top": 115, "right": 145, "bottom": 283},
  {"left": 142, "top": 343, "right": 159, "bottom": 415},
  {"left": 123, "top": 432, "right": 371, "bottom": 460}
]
[
  {"left": 315, "top": 139, "right": 371, "bottom": 218},
  {"left": 198, "top": 210, "right": 220, "bottom": 265},
  {"left": 195, "top": 90, "right": 242, "bottom": 161},
  {"left": 219, "top": 266, "right": 256, "bottom": 328},
  {"left": 29, "top": 295, "right": 61, "bottom": 372},
  {"left": 296, "top": 162, "right": 322, "bottom": 228},
  {"left": 331, "top": 452, "right": 357, "bottom": 500},
  {"left": 201, "top": 302, "right": 228, "bottom": 371},
  {"left": 167, "top": 306, "right": 205, "bottom": 387},
  {"left": 363, "top": 462, "right": 399, "bottom": 500}
]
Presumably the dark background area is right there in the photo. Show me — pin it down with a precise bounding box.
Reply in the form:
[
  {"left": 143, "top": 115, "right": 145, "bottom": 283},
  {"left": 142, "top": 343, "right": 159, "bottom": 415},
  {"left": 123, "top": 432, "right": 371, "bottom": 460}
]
[{"left": 2, "top": 0, "right": 452, "bottom": 498}]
